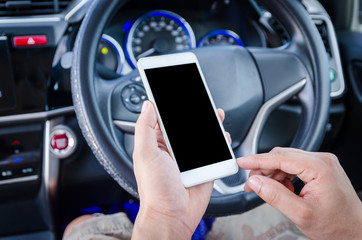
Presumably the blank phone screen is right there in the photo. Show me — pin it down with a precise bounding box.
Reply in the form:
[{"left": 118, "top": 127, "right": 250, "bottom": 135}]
[{"left": 144, "top": 63, "right": 233, "bottom": 172}]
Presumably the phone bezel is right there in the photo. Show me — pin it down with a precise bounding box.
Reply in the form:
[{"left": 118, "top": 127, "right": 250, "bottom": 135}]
[{"left": 137, "top": 52, "right": 238, "bottom": 187}]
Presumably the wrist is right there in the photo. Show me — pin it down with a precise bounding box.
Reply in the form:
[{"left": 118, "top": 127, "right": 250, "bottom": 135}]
[
  {"left": 357, "top": 206, "right": 362, "bottom": 240},
  {"left": 132, "top": 206, "right": 193, "bottom": 240},
  {"left": 346, "top": 203, "right": 362, "bottom": 240}
]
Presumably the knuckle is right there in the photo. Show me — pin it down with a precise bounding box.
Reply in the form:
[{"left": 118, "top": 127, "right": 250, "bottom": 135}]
[
  {"left": 269, "top": 147, "right": 287, "bottom": 167},
  {"left": 270, "top": 147, "right": 284, "bottom": 154},
  {"left": 321, "top": 153, "right": 339, "bottom": 167}
]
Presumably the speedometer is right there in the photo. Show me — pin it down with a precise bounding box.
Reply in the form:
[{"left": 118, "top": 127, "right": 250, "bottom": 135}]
[
  {"left": 198, "top": 30, "right": 244, "bottom": 47},
  {"left": 125, "top": 10, "right": 196, "bottom": 68}
]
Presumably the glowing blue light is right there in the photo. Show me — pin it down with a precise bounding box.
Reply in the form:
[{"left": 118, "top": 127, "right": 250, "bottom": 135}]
[
  {"left": 192, "top": 218, "right": 215, "bottom": 240},
  {"left": 13, "top": 157, "right": 23, "bottom": 163},
  {"left": 197, "top": 29, "right": 244, "bottom": 47},
  {"left": 81, "top": 206, "right": 102, "bottom": 214},
  {"left": 123, "top": 20, "right": 132, "bottom": 32},
  {"left": 123, "top": 201, "right": 139, "bottom": 223}
]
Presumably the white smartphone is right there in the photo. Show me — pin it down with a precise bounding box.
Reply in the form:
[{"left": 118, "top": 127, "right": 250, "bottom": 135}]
[{"left": 137, "top": 52, "right": 238, "bottom": 187}]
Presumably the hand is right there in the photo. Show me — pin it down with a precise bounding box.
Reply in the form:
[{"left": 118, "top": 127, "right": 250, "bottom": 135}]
[
  {"left": 238, "top": 147, "right": 362, "bottom": 240},
  {"left": 132, "top": 101, "right": 228, "bottom": 239}
]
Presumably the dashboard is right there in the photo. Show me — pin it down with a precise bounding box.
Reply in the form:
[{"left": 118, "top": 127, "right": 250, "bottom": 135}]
[{"left": 95, "top": 0, "right": 279, "bottom": 78}]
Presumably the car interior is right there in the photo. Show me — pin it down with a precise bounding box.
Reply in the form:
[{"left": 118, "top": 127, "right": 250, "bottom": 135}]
[{"left": 0, "top": 0, "right": 361, "bottom": 239}]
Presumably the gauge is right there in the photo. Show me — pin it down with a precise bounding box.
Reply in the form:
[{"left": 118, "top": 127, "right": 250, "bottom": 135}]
[
  {"left": 97, "top": 34, "right": 125, "bottom": 74},
  {"left": 198, "top": 30, "right": 244, "bottom": 47},
  {"left": 125, "top": 10, "right": 196, "bottom": 68}
]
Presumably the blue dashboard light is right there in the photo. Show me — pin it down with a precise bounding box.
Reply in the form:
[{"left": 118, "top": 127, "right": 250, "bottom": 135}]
[
  {"left": 198, "top": 29, "right": 244, "bottom": 47},
  {"left": 81, "top": 205, "right": 102, "bottom": 215},
  {"left": 123, "top": 201, "right": 139, "bottom": 223},
  {"left": 192, "top": 218, "right": 215, "bottom": 240},
  {"left": 123, "top": 20, "right": 132, "bottom": 32},
  {"left": 13, "top": 157, "right": 23, "bottom": 163}
]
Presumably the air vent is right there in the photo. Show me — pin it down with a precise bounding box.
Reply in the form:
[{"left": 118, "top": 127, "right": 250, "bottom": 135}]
[
  {"left": 314, "top": 19, "right": 332, "bottom": 57},
  {"left": 0, "top": 0, "right": 72, "bottom": 16},
  {"left": 59, "top": 0, "right": 72, "bottom": 11},
  {"left": 268, "top": 17, "right": 290, "bottom": 45},
  {"left": 252, "top": 0, "right": 290, "bottom": 46}
]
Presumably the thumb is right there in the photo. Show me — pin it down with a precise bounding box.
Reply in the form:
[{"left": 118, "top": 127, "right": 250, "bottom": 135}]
[
  {"left": 247, "top": 175, "right": 305, "bottom": 223},
  {"left": 134, "top": 101, "right": 158, "bottom": 158}
]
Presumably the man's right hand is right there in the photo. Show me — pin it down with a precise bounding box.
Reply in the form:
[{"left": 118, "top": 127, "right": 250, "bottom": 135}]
[{"left": 238, "top": 147, "right": 362, "bottom": 240}]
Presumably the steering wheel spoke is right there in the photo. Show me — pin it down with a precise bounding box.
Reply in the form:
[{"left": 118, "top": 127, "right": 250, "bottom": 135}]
[
  {"left": 213, "top": 78, "right": 306, "bottom": 196},
  {"left": 236, "top": 79, "right": 307, "bottom": 157},
  {"left": 114, "top": 120, "right": 136, "bottom": 134}
]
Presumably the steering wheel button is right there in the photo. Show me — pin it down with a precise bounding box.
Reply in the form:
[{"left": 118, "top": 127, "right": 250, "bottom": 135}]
[
  {"left": 130, "top": 94, "right": 141, "bottom": 104},
  {"left": 131, "top": 76, "right": 142, "bottom": 82},
  {"left": 121, "top": 84, "right": 148, "bottom": 113}
]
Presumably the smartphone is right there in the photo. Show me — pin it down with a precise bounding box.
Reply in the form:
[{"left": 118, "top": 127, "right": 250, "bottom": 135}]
[{"left": 137, "top": 52, "right": 238, "bottom": 187}]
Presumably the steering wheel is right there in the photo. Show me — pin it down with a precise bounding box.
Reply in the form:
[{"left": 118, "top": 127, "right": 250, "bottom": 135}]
[{"left": 71, "top": 0, "right": 330, "bottom": 216}]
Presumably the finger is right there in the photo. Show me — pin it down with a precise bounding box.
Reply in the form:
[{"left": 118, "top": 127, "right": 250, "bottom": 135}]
[
  {"left": 248, "top": 169, "right": 294, "bottom": 182},
  {"left": 225, "top": 132, "right": 232, "bottom": 144},
  {"left": 245, "top": 178, "right": 294, "bottom": 193},
  {"left": 244, "top": 182, "right": 253, "bottom": 193},
  {"left": 217, "top": 108, "right": 225, "bottom": 122},
  {"left": 249, "top": 169, "right": 275, "bottom": 177},
  {"left": 245, "top": 169, "right": 273, "bottom": 192},
  {"left": 216, "top": 108, "right": 232, "bottom": 145},
  {"left": 282, "top": 178, "right": 295, "bottom": 192},
  {"left": 270, "top": 170, "right": 288, "bottom": 182},
  {"left": 156, "top": 131, "right": 168, "bottom": 151},
  {"left": 134, "top": 101, "right": 159, "bottom": 158},
  {"left": 245, "top": 168, "right": 295, "bottom": 191},
  {"left": 237, "top": 147, "right": 322, "bottom": 183},
  {"left": 247, "top": 175, "right": 304, "bottom": 223}
]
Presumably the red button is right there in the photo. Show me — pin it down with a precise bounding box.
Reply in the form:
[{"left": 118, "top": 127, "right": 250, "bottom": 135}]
[
  {"left": 51, "top": 134, "right": 69, "bottom": 151},
  {"left": 13, "top": 35, "right": 48, "bottom": 47}
]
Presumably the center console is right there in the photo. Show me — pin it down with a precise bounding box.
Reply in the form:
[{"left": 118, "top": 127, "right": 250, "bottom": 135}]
[{"left": 0, "top": 1, "right": 91, "bottom": 239}]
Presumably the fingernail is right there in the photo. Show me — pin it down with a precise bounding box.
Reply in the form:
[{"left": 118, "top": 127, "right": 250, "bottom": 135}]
[
  {"left": 141, "top": 101, "right": 149, "bottom": 113},
  {"left": 248, "top": 176, "right": 262, "bottom": 193},
  {"left": 236, "top": 157, "right": 247, "bottom": 167}
]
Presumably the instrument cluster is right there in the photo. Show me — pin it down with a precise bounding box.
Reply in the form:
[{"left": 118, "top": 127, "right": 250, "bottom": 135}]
[{"left": 96, "top": 9, "right": 248, "bottom": 77}]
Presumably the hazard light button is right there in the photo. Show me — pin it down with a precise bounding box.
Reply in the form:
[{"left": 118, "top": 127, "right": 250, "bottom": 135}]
[
  {"left": 13, "top": 35, "right": 48, "bottom": 47},
  {"left": 50, "top": 125, "right": 77, "bottom": 159}
]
